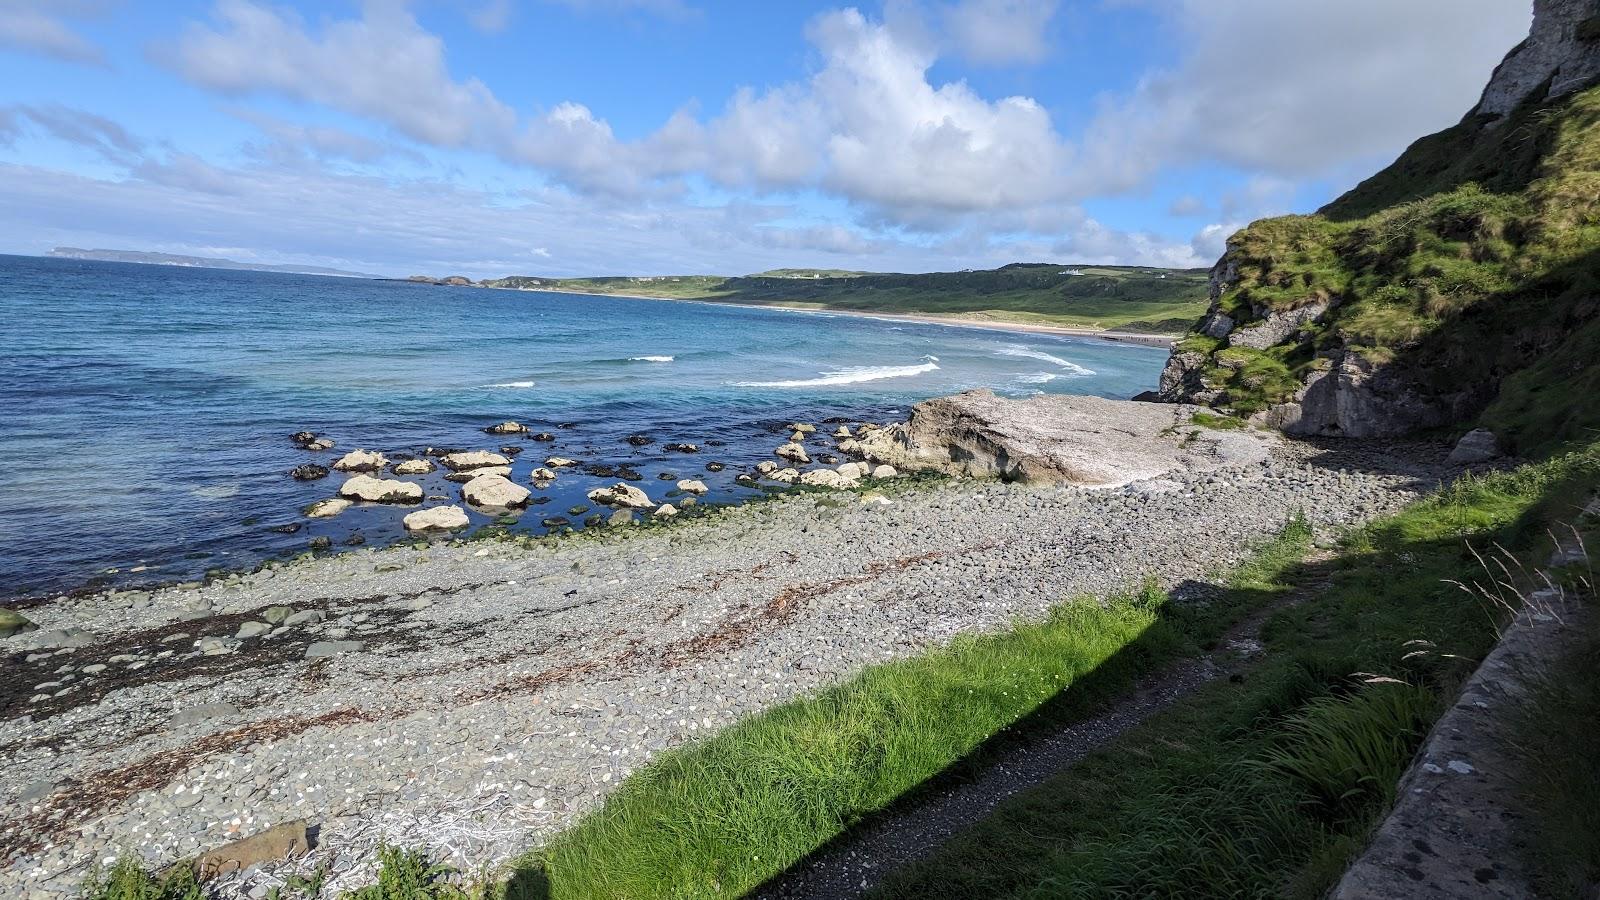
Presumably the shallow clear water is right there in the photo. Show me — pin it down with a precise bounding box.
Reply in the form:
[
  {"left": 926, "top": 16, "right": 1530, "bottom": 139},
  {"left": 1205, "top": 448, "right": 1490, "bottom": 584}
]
[{"left": 0, "top": 254, "right": 1168, "bottom": 597}]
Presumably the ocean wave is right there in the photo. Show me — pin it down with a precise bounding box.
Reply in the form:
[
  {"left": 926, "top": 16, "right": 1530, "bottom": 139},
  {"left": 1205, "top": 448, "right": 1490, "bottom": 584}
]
[
  {"left": 628, "top": 355, "right": 675, "bottom": 362},
  {"left": 733, "top": 358, "right": 939, "bottom": 388},
  {"left": 1014, "top": 372, "right": 1059, "bottom": 384},
  {"left": 996, "top": 345, "right": 1095, "bottom": 375},
  {"left": 485, "top": 380, "right": 536, "bottom": 388}
]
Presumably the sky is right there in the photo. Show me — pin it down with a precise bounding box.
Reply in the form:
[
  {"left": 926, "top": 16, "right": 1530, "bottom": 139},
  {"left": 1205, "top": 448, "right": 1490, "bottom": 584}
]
[{"left": 0, "top": 1, "right": 1534, "bottom": 278}]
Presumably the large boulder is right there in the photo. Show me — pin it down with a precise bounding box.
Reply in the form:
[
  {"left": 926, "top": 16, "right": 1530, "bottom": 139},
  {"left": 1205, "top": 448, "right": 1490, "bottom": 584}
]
[
  {"left": 403, "top": 505, "right": 470, "bottom": 531},
  {"left": 445, "top": 466, "right": 511, "bottom": 483},
  {"left": 588, "top": 482, "right": 654, "bottom": 509},
  {"left": 332, "top": 449, "right": 386, "bottom": 472},
  {"left": 338, "top": 475, "right": 423, "bottom": 503},
  {"left": 461, "top": 474, "right": 531, "bottom": 509},
  {"left": 485, "top": 421, "right": 528, "bottom": 435},
  {"left": 442, "top": 450, "right": 511, "bottom": 471},
  {"left": 676, "top": 479, "right": 709, "bottom": 494},
  {"left": 800, "top": 469, "right": 857, "bottom": 489},
  {"left": 0, "top": 608, "right": 37, "bottom": 639},
  {"left": 393, "top": 459, "right": 435, "bottom": 475},
  {"left": 776, "top": 442, "right": 810, "bottom": 464},
  {"left": 854, "top": 389, "right": 1277, "bottom": 488},
  {"left": 1447, "top": 428, "right": 1504, "bottom": 465}
]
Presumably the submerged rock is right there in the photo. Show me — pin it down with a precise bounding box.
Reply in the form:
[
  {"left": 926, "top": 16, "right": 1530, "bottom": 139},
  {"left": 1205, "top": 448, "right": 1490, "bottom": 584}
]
[
  {"left": 485, "top": 422, "right": 528, "bottom": 435},
  {"left": 290, "top": 464, "right": 330, "bottom": 481},
  {"left": 663, "top": 442, "right": 700, "bottom": 453}
]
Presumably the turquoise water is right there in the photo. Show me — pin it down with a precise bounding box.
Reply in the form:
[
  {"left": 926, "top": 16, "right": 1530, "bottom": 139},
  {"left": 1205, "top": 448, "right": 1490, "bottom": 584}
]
[{"left": 0, "top": 254, "right": 1168, "bottom": 598}]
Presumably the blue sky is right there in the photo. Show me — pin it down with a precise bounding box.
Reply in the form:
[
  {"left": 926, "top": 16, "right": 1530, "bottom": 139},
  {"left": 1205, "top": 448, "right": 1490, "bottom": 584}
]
[{"left": 0, "top": 1, "right": 1532, "bottom": 277}]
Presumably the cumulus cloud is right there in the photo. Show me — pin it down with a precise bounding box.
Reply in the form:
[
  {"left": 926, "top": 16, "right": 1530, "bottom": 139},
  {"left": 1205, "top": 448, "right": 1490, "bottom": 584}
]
[
  {"left": 0, "top": 0, "right": 107, "bottom": 64},
  {"left": 942, "top": 0, "right": 1058, "bottom": 66}
]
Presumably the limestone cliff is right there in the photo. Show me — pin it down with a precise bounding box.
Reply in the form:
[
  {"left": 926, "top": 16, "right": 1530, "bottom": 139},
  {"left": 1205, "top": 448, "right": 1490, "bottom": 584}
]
[{"left": 1160, "top": 0, "right": 1600, "bottom": 450}]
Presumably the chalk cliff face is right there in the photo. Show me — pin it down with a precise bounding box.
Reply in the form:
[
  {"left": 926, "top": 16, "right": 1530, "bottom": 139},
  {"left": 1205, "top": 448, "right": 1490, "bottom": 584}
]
[{"left": 1159, "top": 0, "right": 1600, "bottom": 449}]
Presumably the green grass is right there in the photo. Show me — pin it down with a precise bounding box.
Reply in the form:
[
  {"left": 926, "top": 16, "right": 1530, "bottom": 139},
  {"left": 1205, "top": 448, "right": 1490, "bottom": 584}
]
[
  {"left": 505, "top": 519, "right": 1315, "bottom": 898},
  {"left": 483, "top": 263, "right": 1211, "bottom": 331},
  {"left": 870, "top": 443, "right": 1600, "bottom": 900},
  {"left": 81, "top": 858, "right": 203, "bottom": 900}
]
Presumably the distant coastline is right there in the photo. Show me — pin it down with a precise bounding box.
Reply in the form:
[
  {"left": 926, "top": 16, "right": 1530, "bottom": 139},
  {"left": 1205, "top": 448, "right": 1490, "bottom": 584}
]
[
  {"left": 46, "top": 247, "right": 381, "bottom": 279},
  {"left": 484, "top": 283, "right": 1182, "bottom": 346}
]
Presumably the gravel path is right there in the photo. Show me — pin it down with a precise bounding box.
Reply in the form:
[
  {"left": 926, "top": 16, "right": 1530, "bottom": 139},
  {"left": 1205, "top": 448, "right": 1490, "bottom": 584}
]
[{"left": 0, "top": 438, "right": 1450, "bottom": 899}]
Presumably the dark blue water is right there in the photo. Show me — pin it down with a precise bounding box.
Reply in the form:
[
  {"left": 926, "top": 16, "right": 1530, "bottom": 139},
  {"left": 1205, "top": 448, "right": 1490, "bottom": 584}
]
[{"left": 0, "top": 254, "right": 1167, "bottom": 598}]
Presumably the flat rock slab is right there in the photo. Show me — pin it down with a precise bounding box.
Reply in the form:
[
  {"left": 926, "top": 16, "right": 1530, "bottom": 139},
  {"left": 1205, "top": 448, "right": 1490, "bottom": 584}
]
[
  {"left": 196, "top": 819, "right": 310, "bottom": 879},
  {"left": 855, "top": 389, "right": 1276, "bottom": 487}
]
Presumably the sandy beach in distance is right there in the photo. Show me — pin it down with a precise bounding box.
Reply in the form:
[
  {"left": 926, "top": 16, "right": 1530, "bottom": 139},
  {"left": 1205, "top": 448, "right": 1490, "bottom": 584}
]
[{"left": 482, "top": 284, "right": 1182, "bottom": 347}]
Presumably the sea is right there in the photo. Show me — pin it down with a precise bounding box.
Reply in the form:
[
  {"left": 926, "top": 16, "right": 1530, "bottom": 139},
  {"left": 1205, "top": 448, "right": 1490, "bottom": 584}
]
[{"left": 0, "top": 254, "right": 1169, "bottom": 599}]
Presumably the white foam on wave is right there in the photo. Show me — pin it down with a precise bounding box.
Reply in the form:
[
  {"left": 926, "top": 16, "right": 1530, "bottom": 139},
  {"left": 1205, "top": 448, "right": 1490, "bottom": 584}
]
[
  {"left": 485, "top": 380, "right": 536, "bottom": 388},
  {"left": 733, "top": 358, "right": 939, "bottom": 388},
  {"left": 1014, "top": 372, "right": 1059, "bottom": 384},
  {"left": 996, "top": 344, "right": 1095, "bottom": 376},
  {"left": 629, "top": 355, "right": 675, "bottom": 362}
]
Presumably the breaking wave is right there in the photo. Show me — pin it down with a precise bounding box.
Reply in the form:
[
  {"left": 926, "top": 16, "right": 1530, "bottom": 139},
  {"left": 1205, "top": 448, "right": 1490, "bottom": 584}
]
[
  {"left": 485, "top": 380, "right": 536, "bottom": 388},
  {"left": 733, "top": 357, "right": 939, "bottom": 388},
  {"left": 629, "top": 355, "right": 675, "bottom": 362},
  {"left": 995, "top": 345, "right": 1095, "bottom": 375},
  {"left": 1014, "top": 372, "right": 1060, "bottom": 384}
]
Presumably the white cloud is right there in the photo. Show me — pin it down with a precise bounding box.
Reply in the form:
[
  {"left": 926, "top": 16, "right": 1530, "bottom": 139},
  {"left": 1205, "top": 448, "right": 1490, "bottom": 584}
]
[
  {"left": 0, "top": 103, "right": 144, "bottom": 162},
  {"left": 170, "top": 1, "right": 516, "bottom": 148},
  {"left": 0, "top": 0, "right": 106, "bottom": 64},
  {"left": 1080, "top": 0, "right": 1532, "bottom": 190},
  {"left": 942, "top": 0, "right": 1057, "bottom": 66},
  {"left": 467, "top": 0, "right": 513, "bottom": 33}
]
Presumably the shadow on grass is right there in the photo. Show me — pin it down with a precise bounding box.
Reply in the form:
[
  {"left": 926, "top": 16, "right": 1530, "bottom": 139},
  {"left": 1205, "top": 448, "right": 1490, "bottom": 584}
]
[{"left": 737, "top": 566, "right": 1323, "bottom": 900}]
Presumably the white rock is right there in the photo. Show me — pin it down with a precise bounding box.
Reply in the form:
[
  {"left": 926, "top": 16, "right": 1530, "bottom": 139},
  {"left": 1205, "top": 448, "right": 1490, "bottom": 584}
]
[
  {"left": 836, "top": 462, "right": 867, "bottom": 479},
  {"left": 332, "top": 449, "right": 386, "bottom": 472},
  {"left": 1446, "top": 428, "right": 1503, "bottom": 465},
  {"left": 403, "top": 505, "right": 470, "bottom": 531},
  {"left": 788, "top": 423, "right": 817, "bottom": 434},
  {"left": 776, "top": 442, "right": 810, "bottom": 464},
  {"left": 461, "top": 473, "right": 531, "bottom": 508},
  {"left": 530, "top": 467, "right": 558, "bottom": 481},
  {"left": 486, "top": 421, "right": 528, "bottom": 434},
  {"left": 654, "top": 503, "right": 679, "bottom": 518},
  {"left": 442, "top": 450, "right": 511, "bottom": 471},
  {"left": 676, "top": 479, "right": 709, "bottom": 494},
  {"left": 838, "top": 439, "right": 864, "bottom": 455},
  {"left": 801, "top": 469, "right": 857, "bottom": 489},
  {"left": 588, "top": 482, "right": 654, "bottom": 509},
  {"left": 393, "top": 459, "right": 435, "bottom": 475},
  {"left": 305, "top": 498, "right": 352, "bottom": 518},
  {"left": 756, "top": 461, "right": 778, "bottom": 475},
  {"left": 871, "top": 464, "right": 898, "bottom": 479},
  {"left": 834, "top": 426, "right": 853, "bottom": 438},
  {"left": 789, "top": 430, "right": 807, "bottom": 442},
  {"left": 338, "top": 475, "right": 423, "bottom": 503},
  {"left": 545, "top": 456, "right": 577, "bottom": 468},
  {"left": 770, "top": 468, "right": 800, "bottom": 485}
]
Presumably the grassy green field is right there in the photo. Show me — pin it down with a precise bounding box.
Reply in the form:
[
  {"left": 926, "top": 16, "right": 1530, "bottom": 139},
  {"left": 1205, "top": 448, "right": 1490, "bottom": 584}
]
[{"left": 482, "top": 263, "right": 1211, "bottom": 333}]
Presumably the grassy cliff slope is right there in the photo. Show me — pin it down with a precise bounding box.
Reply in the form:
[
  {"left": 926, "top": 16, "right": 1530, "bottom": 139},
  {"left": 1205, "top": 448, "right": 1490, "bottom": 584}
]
[
  {"left": 1166, "top": 83, "right": 1600, "bottom": 453},
  {"left": 483, "top": 263, "right": 1211, "bottom": 332}
]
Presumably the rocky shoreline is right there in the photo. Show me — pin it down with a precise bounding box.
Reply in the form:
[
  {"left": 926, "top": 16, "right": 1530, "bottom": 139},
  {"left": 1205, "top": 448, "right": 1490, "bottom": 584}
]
[{"left": 0, "top": 411, "right": 1461, "bottom": 898}]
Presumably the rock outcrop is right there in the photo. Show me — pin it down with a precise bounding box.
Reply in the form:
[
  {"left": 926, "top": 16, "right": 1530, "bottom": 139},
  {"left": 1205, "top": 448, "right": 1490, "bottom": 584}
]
[
  {"left": 587, "top": 483, "right": 654, "bottom": 509},
  {"left": 332, "top": 449, "right": 386, "bottom": 472},
  {"left": 403, "top": 505, "right": 470, "bottom": 531},
  {"left": 854, "top": 390, "right": 1275, "bottom": 488},
  {"left": 1472, "top": 0, "right": 1600, "bottom": 119},
  {"left": 461, "top": 474, "right": 530, "bottom": 509},
  {"left": 337, "top": 475, "right": 422, "bottom": 503}
]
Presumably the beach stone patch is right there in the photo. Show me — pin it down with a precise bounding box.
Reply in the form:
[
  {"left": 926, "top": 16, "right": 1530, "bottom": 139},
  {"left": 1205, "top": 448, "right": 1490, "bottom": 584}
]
[
  {"left": 34, "top": 627, "right": 96, "bottom": 649},
  {"left": 171, "top": 701, "right": 240, "bottom": 727}
]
